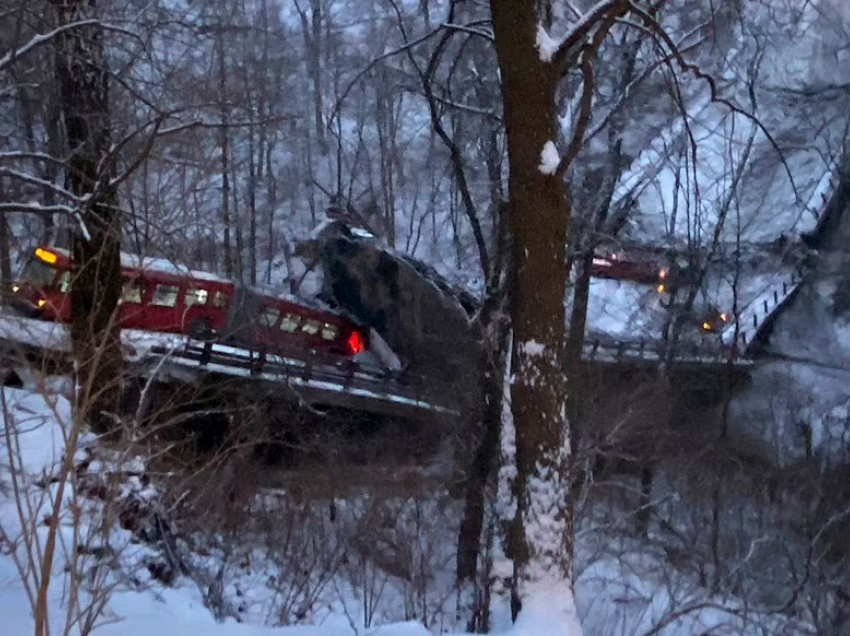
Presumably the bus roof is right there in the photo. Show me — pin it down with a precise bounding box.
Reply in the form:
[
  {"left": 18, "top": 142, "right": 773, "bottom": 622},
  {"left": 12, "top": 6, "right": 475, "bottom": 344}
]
[{"left": 38, "top": 246, "right": 232, "bottom": 284}]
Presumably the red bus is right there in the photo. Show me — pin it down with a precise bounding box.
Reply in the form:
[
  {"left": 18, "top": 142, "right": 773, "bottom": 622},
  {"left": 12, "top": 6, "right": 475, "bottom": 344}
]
[
  {"left": 590, "top": 253, "right": 667, "bottom": 286},
  {"left": 10, "top": 246, "right": 366, "bottom": 358}
]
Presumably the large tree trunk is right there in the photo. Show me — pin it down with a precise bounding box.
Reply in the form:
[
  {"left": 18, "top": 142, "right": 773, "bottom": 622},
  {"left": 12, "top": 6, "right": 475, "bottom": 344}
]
[
  {"left": 52, "top": 0, "right": 123, "bottom": 436},
  {"left": 490, "top": 0, "right": 580, "bottom": 629}
]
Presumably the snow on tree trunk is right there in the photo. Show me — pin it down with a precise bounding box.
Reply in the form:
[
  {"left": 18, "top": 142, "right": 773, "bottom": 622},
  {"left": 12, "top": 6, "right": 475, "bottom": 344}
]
[
  {"left": 52, "top": 0, "right": 123, "bottom": 435},
  {"left": 490, "top": 0, "right": 582, "bottom": 632}
]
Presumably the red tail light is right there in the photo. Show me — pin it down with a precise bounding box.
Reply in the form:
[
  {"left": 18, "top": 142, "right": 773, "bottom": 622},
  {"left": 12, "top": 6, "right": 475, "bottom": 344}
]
[{"left": 348, "top": 330, "right": 364, "bottom": 355}]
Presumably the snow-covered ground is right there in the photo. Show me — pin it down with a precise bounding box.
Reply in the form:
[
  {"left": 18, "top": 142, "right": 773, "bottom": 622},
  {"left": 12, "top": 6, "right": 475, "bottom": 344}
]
[{"left": 0, "top": 377, "right": 809, "bottom": 636}]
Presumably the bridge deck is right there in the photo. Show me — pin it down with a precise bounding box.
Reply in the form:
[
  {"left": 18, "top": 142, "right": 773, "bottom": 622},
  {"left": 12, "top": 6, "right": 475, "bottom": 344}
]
[
  {"left": 0, "top": 313, "right": 459, "bottom": 420},
  {"left": 0, "top": 312, "right": 756, "bottom": 421}
]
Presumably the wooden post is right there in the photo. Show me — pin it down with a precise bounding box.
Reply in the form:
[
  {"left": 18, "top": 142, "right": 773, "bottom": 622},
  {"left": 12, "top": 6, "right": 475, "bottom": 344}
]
[{"left": 200, "top": 341, "right": 212, "bottom": 366}]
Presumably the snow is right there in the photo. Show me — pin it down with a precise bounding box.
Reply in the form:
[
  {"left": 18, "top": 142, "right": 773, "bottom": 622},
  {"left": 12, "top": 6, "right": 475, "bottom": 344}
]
[
  {"left": 0, "top": 374, "right": 811, "bottom": 636},
  {"left": 535, "top": 25, "right": 559, "bottom": 63},
  {"left": 519, "top": 340, "right": 546, "bottom": 357},
  {"left": 41, "top": 246, "right": 233, "bottom": 284},
  {"left": 511, "top": 583, "right": 582, "bottom": 636},
  {"left": 538, "top": 141, "right": 560, "bottom": 176}
]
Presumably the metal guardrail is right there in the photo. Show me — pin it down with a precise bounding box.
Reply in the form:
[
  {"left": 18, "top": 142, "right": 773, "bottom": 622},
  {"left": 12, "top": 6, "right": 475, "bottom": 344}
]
[
  {"left": 582, "top": 335, "right": 751, "bottom": 366},
  {"left": 145, "top": 340, "right": 461, "bottom": 417}
]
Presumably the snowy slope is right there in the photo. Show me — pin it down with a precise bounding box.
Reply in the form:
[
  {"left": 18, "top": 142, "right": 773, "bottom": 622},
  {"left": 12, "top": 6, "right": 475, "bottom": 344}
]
[{"left": 0, "top": 380, "right": 808, "bottom": 636}]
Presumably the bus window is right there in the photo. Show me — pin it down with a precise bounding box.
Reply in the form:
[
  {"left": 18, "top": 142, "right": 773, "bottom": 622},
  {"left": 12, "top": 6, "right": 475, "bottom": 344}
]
[
  {"left": 151, "top": 284, "right": 180, "bottom": 307},
  {"left": 280, "top": 313, "right": 300, "bottom": 332},
  {"left": 120, "top": 281, "right": 143, "bottom": 304},
  {"left": 185, "top": 288, "right": 209, "bottom": 306},
  {"left": 260, "top": 307, "right": 280, "bottom": 328},
  {"left": 212, "top": 291, "right": 229, "bottom": 308},
  {"left": 301, "top": 319, "right": 321, "bottom": 335},
  {"left": 321, "top": 323, "right": 338, "bottom": 341}
]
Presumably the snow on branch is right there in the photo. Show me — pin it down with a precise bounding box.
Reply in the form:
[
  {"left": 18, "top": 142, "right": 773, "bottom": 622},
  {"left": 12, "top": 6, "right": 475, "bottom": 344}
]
[
  {"left": 548, "top": 0, "right": 631, "bottom": 69},
  {"left": 0, "top": 19, "right": 99, "bottom": 74},
  {"left": 442, "top": 20, "right": 494, "bottom": 41},
  {"left": 0, "top": 167, "right": 82, "bottom": 203},
  {"left": 0, "top": 202, "right": 76, "bottom": 216},
  {"left": 536, "top": 25, "right": 560, "bottom": 63},
  {"left": 0, "top": 151, "right": 70, "bottom": 167}
]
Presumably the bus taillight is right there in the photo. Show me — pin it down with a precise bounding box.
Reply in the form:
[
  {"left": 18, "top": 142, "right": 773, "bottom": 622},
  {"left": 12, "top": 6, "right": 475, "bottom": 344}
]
[{"left": 348, "top": 330, "right": 364, "bottom": 355}]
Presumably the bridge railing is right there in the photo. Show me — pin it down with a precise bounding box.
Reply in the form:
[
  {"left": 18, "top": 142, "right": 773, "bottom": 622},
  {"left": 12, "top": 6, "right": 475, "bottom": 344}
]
[
  {"left": 582, "top": 335, "right": 749, "bottom": 365},
  {"left": 147, "top": 339, "right": 458, "bottom": 415},
  {"left": 722, "top": 266, "right": 806, "bottom": 349}
]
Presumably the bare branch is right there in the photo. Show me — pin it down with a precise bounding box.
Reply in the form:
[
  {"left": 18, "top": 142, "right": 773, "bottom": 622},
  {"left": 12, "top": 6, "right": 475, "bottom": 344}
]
[
  {"left": 552, "top": 0, "right": 632, "bottom": 71},
  {"left": 0, "top": 167, "right": 81, "bottom": 203},
  {"left": 441, "top": 21, "right": 493, "bottom": 41},
  {"left": 556, "top": 6, "right": 624, "bottom": 178},
  {"left": 626, "top": 1, "right": 800, "bottom": 201},
  {"left": 0, "top": 19, "right": 99, "bottom": 74},
  {"left": 0, "top": 202, "right": 76, "bottom": 215}
]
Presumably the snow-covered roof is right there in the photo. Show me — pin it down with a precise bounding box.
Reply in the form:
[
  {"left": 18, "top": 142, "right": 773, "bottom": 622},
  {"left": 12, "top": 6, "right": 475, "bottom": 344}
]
[{"left": 45, "top": 246, "right": 231, "bottom": 284}]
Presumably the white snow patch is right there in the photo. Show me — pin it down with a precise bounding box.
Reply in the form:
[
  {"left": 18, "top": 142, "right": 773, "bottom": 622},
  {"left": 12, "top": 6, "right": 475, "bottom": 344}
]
[
  {"left": 536, "top": 24, "right": 560, "bottom": 63},
  {"left": 539, "top": 141, "right": 560, "bottom": 176},
  {"left": 512, "top": 582, "right": 583, "bottom": 636},
  {"left": 519, "top": 340, "right": 547, "bottom": 357},
  {"left": 0, "top": 380, "right": 810, "bottom": 636}
]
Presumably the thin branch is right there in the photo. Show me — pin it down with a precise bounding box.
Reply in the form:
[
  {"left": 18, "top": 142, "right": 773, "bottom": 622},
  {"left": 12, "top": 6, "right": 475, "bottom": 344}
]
[
  {"left": 0, "top": 19, "right": 99, "bottom": 74},
  {"left": 330, "top": 24, "right": 445, "bottom": 124},
  {"left": 0, "top": 203, "right": 76, "bottom": 215},
  {"left": 0, "top": 167, "right": 81, "bottom": 203},
  {"left": 394, "top": 0, "right": 491, "bottom": 283},
  {"left": 429, "top": 93, "right": 501, "bottom": 120},
  {"left": 627, "top": 1, "right": 800, "bottom": 201},
  {"left": 441, "top": 21, "right": 493, "bottom": 41},
  {"left": 0, "top": 151, "right": 70, "bottom": 167},
  {"left": 556, "top": 7, "right": 625, "bottom": 178},
  {"left": 552, "top": 0, "right": 632, "bottom": 71}
]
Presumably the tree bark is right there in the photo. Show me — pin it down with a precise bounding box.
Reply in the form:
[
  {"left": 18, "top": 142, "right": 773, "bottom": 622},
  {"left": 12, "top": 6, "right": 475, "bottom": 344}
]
[
  {"left": 52, "top": 0, "right": 123, "bottom": 437},
  {"left": 490, "top": 0, "right": 579, "bottom": 627},
  {"left": 456, "top": 202, "right": 511, "bottom": 629},
  {"left": 0, "top": 179, "right": 11, "bottom": 298},
  {"left": 217, "top": 29, "right": 233, "bottom": 278}
]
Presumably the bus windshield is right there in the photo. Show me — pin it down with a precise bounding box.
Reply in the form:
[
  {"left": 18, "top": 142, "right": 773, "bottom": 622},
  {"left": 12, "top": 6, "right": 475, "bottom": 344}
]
[{"left": 19, "top": 258, "right": 58, "bottom": 288}]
